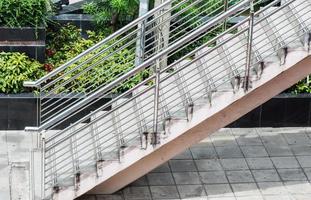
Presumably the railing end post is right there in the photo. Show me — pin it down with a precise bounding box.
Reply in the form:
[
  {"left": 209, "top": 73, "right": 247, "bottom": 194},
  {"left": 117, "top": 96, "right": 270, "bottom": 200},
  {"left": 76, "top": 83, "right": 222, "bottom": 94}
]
[{"left": 23, "top": 81, "right": 38, "bottom": 88}]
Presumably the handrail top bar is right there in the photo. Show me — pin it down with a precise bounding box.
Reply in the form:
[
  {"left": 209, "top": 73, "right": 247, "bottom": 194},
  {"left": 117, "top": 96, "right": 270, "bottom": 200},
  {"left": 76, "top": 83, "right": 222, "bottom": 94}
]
[
  {"left": 25, "top": 126, "right": 40, "bottom": 132},
  {"left": 24, "top": 81, "right": 38, "bottom": 88},
  {"left": 33, "top": 0, "right": 252, "bottom": 132},
  {"left": 23, "top": 0, "right": 174, "bottom": 88}
]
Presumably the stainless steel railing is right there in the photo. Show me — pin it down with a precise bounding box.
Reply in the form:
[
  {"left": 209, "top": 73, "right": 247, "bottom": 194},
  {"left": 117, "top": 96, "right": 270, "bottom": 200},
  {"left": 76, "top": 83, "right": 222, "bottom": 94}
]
[
  {"left": 26, "top": 0, "right": 311, "bottom": 198},
  {"left": 24, "top": 0, "right": 249, "bottom": 131}
]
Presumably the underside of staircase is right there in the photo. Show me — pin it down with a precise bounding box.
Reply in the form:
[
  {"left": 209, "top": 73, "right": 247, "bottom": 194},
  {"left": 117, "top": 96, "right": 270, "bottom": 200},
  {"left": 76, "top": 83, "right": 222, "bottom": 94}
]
[
  {"left": 23, "top": 0, "right": 311, "bottom": 199},
  {"left": 58, "top": 51, "right": 311, "bottom": 200}
]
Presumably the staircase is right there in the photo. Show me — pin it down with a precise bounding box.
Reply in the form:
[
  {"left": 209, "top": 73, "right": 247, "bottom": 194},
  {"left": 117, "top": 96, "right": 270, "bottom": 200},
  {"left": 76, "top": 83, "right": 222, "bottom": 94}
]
[{"left": 23, "top": 0, "right": 311, "bottom": 199}]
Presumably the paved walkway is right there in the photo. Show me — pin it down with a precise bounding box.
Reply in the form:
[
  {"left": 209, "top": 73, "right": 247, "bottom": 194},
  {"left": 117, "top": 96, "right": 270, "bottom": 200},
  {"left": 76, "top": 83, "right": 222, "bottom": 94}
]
[
  {"left": 79, "top": 128, "right": 311, "bottom": 200},
  {"left": 1, "top": 128, "right": 311, "bottom": 199}
]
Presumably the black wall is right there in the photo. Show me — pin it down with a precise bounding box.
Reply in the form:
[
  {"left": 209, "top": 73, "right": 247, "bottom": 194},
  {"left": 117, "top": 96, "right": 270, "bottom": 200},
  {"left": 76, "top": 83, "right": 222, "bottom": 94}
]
[{"left": 1, "top": 94, "right": 310, "bottom": 130}]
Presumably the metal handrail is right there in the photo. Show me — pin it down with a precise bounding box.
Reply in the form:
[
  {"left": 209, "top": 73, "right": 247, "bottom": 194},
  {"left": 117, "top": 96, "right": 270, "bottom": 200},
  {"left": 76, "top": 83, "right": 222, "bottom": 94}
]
[
  {"left": 26, "top": 0, "right": 248, "bottom": 130},
  {"left": 23, "top": 0, "right": 173, "bottom": 88},
  {"left": 25, "top": 0, "right": 252, "bottom": 132},
  {"left": 28, "top": 0, "right": 311, "bottom": 197}
]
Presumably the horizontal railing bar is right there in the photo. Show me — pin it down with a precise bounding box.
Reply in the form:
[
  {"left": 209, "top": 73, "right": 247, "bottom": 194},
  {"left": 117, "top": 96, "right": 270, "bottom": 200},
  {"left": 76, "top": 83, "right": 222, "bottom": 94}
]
[
  {"left": 23, "top": 0, "right": 174, "bottom": 88},
  {"left": 34, "top": 0, "right": 252, "bottom": 131}
]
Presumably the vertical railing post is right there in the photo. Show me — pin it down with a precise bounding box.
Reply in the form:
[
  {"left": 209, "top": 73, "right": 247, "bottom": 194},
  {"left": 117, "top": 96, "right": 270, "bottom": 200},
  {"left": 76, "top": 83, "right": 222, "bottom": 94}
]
[
  {"left": 244, "top": 0, "right": 255, "bottom": 91},
  {"left": 135, "top": 0, "right": 149, "bottom": 67},
  {"left": 135, "top": 21, "right": 147, "bottom": 67},
  {"left": 223, "top": 0, "right": 229, "bottom": 31},
  {"left": 153, "top": 61, "right": 161, "bottom": 146},
  {"left": 37, "top": 87, "right": 41, "bottom": 128},
  {"left": 30, "top": 130, "right": 44, "bottom": 200},
  {"left": 41, "top": 134, "right": 46, "bottom": 200}
]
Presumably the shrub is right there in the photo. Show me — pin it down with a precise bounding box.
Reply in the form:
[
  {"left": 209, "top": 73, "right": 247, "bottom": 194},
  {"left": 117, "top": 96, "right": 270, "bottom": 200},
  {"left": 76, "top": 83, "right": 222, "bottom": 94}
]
[
  {"left": 0, "top": 0, "right": 52, "bottom": 27},
  {"left": 82, "top": 0, "right": 139, "bottom": 31},
  {"left": 286, "top": 79, "right": 311, "bottom": 94},
  {"left": 0, "top": 52, "right": 46, "bottom": 93},
  {"left": 46, "top": 24, "right": 110, "bottom": 67},
  {"left": 45, "top": 24, "right": 150, "bottom": 93}
]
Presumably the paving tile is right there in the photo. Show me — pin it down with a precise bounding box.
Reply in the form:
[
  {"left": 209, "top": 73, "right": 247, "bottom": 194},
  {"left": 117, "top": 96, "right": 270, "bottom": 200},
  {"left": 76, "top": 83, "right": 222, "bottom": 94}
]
[
  {"left": 190, "top": 146, "right": 218, "bottom": 159},
  {"left": 169, "top": 160, "right": 197, "bottom": 172},
  {"left": 278, "top": 169, "right": 307, "bottom": 181},
  {"left": 181, "top": 197, "right": 207, "bottom": 200},
  {"left": 150, "top": 186, "right": 179, "bottom": 199},
  {"left": 130, "top": 176, "right": 148, "bottom": 186},
  {"left": 195, "top": 159, "right": 223, "bottom": 171},
  {"left": 296, "top": 156, "right": 311, "bottom": 168},
  {"left": 207, "top": 197, "right": 236, "bottom": 200},
  {"left": 123, "top": 186, "right": 151, "bottom": 200},
  {"left": 76, "top": 195, "right": 96, "bottom": 200},
  {"left": 210, "top": 135, "right": 237, "bottom": 147},
  {"left": 283, "top": 133, "right": 311, "bottom": 145},
  {"left": 240, "top": 146, "right": 268, "bottom": 158},
  {"left": 235, "top": 132, "right": 262, "bottom": 146},
  {"left": 252, "top": 169, "right": 281, "bottom": 182},
  {"left": 291, "top": 194, "right": 311, "bottom": 200},
  {"left": 258, "top": 182, "right": 288, "bottom": 195},
  {"left": 271, "top": 157, "right": 300, "bottom": 169},
  {"left": 220, "top": 159, "right": 249, "bottom": 170},
  {"left": 173, "top": 172, "right": 201, "bottom": 185},
  {"left": 173, "top": 149, "right": 193, "bottom": 160},
  {"left": 283, "top": 181, "right": 311, "bottom": 194},
  {"left": 262, "top": 195, "right": 292, "bottom": 200},
  {"left": 151, "top": 163, "right": 171, "bottom": 173},
  {"left": 177, "top": 185, "right": 206, "bottom": 199},
  {"left": 226, "top": 170, "right": 254, "bottom": 183},
  {"left": 246, "top": 158, "right": 274, "bottom": 170},
  {"left": 290, "top": 145, "right": 311, "bottom": 156},
  {"left": 231, "top": 183, "right": 260, "bottom": 196},
  {"left": 231, "top": 128, "right": 257, "bottom": 136},
  {"left": 303, "top": 168, "right": 311, "bottom": 181},
  {"left": 199, "top": 171, "right": 228, "bottom": 184},
  {"left": 213, "top": 129, "right": 232, "bottom": 137},
  {"left": 147, "top": 173, "right": 175, "bottom": 186},
  {"left": 215, "top": 146, "right": 244, "bottom": 159},
  {"left": 0, "top": 166, "right": 10, "bottom": 200},
  {"left": 264, "top": 145, "right": 293, "bottom": 157},
  {"left": 261, "top": 135, "right": 288, "bottom": 146},
  {"left": 235, "top": 196, "right": 263, "bottom": 200},
  {"left": 204, "top": 184, "right": 234, "bottom": 197},
  {"left": 96, "top": 194, "right": 123, "bottom": 200}
]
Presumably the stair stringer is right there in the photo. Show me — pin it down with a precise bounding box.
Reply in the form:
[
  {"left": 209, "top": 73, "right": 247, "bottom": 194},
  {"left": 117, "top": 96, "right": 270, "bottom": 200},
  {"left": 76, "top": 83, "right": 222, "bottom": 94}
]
[{"left": 54, "top": 50, "right": 311, "bottom": 200}]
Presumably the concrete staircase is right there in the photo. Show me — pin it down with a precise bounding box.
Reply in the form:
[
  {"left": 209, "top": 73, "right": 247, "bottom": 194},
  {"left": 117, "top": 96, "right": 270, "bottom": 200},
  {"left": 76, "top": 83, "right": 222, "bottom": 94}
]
[{"left": 22, "top": 0, "right": 311, "bottom": 199}]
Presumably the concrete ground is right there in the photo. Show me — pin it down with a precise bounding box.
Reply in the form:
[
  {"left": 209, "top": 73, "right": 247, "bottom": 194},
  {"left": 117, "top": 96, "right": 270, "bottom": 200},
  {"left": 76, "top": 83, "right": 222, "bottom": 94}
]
[
  {"left": 79, "top": 128, "right": 311, "bottom": 200},
  {"left": 1, "top": 128, "right": 311, "bottom": 200}
]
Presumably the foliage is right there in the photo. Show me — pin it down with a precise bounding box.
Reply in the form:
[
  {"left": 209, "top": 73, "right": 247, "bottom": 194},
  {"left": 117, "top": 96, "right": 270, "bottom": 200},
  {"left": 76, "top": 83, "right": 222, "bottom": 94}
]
[
  {"left": 46, "top": 24, "right": 110, "bottom": 67},
  {"left": 0, "top": 52, "right": 46, "bottom": 93},
  {"left": 45, "top": 24, "right": 149, "bottom": 93},
  {"left": 0, "top": 0, "right": 52, "bottom": 27},
  {"left": 82, "top": 0, "right": 139, "bottom": 31},
  {"left": 286, "top": 79, "right": 311, "bottom": 94}
]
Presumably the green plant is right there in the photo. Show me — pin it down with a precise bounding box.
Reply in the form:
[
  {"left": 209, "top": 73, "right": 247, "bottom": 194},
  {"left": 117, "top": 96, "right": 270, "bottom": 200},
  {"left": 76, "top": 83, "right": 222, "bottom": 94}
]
[
  {"left": 287, "top": 79, "right": 311, "bottom": 94},
  {"left": 82, "top": 0, "right": 139, "bottom": 31},
  {"left": 0, "top": 52, "right": 46, "bottom": 93},
  {"left": 45, "top": 24, "right": 149, "bottom": 93},
  {"left": 0, "top": 0, "right": 52, "bottom": 28},
  {"left": 46, "top": 24, "right": 110, "bottom": 67}
]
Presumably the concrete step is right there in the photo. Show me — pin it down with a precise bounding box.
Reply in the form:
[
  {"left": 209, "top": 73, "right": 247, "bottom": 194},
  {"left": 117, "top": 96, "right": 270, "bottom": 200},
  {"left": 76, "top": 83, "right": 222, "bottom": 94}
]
[
  {"left": 160, "top": 72, "right": 188, "bottom": 118},
  {"left": 281, "top": 0, "right": 311, "bottom": 30},
  {"left": 261, "top": 7, "right": 303, "bottom": 49},
  {"left": 196, "top": 47, "right": 233, "bottom": 91}
]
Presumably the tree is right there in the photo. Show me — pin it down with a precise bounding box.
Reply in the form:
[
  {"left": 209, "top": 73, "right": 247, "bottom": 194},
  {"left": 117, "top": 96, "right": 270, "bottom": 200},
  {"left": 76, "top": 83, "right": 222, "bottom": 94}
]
[{"left": 83, "top": 0, "right": 139, "bottom": 31}]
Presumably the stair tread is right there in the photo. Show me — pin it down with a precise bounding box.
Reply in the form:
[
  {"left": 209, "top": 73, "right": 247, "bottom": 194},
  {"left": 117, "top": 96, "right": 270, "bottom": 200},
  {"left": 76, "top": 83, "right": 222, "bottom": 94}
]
[
  {"left": 282, "top": 0, "right": 311, "bottom": 29},
  {"left": 262, "top": 7, "right": 303, "bottom": 48}
]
